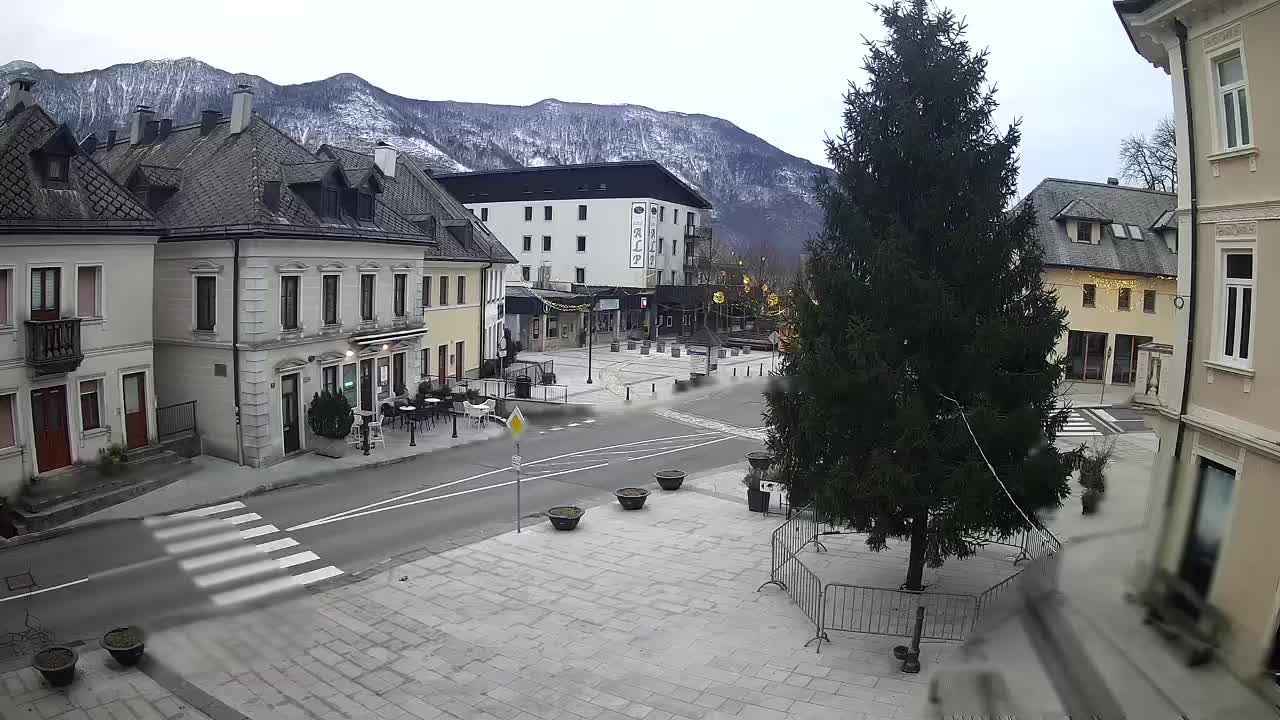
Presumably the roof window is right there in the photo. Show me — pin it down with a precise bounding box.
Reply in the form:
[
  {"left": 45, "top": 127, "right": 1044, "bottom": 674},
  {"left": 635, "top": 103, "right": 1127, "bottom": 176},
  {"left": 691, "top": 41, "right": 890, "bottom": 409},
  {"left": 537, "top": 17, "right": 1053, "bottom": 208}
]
[
  {"left": 1127, "top": 224, "right": 1143, "bottom": 240},
  {"left": 1111, "top": 223, "right": 1128, "bottom": 239}
]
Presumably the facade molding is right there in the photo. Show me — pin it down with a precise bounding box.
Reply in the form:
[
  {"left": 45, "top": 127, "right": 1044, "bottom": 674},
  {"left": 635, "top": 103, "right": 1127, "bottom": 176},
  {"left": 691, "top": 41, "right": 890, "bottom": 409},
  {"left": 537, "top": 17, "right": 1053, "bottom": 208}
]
[{"left": 188, "top": 260, "right": 223, "bottom": 275}]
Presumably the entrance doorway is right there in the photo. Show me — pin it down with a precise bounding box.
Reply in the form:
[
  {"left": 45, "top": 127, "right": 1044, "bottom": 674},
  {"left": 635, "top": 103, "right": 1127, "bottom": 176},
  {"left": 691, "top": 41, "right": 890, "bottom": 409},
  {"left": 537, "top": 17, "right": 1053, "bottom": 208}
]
[
  {"left": 1112, "top": 334, "right": 1154, "bottom": 385},
  {"left": 122, "top": 372, "right": 148, "bottom": 450},
  {"left": 281, "top": 372, "right": 300, "bottom": 454},
  {"left": 455, "top": 341, "right": 465, "bottom": 381},
  {"left": 359, "top": 359, "right": 374, "bottom": 411},
  {"left": 1178, "top": 459, "right": 1236, "bottom": 611},
  {"left": 1066, "top": 330, "right": 1108, "bottom": 381},
  {"left": 30, "top": 385, "right": 72, "bottom": 472},
  {"left": 438, "top": 345, "right": 447, "bottom": 385}
]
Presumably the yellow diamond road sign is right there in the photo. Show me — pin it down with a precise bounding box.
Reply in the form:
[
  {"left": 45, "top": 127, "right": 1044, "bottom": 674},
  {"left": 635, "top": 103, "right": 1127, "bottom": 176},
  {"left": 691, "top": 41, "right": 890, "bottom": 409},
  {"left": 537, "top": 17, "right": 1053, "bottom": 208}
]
[{"left": 507, "top": 406, "right": 527, "bottom": 436}]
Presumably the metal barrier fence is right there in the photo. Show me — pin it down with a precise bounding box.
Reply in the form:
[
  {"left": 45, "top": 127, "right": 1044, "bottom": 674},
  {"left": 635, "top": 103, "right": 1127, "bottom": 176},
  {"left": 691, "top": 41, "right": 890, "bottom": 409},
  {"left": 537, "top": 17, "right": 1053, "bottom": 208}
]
[
  {"left": 156, "top": 400, "right": 197, "bottom": 440},
  {"left": 822, "top": 584, "right": 979, "bottom": 642},
  {"left": 760, "top": 502, "right": 1063, "bottom": 653},
  {"left": 474, "top": 378, "right": 569, "bottom": 404}
]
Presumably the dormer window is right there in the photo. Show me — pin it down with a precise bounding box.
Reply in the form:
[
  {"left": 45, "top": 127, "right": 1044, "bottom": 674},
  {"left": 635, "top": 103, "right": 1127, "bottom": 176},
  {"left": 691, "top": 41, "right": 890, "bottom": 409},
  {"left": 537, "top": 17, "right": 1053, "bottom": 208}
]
[
  {"left": 1074, "top": 221, "right": 1094, "bottom": 244},
  {"left": 46, "top": 155, "right": 70, "bottom": 183},
  {"left": 322, "top": 187, "right": 339, "bottom": 218},
  {"left": 357, "top": 192, "right": 374, "bottom": 221}
]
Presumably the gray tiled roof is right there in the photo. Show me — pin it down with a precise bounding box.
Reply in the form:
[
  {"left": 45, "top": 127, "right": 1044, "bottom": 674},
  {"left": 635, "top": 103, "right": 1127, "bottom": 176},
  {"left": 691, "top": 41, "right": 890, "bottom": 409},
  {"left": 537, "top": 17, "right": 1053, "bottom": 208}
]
[
  {"left": 1054, "top": 198, "right": 1110, "bottom": 222},
  {"left": 0, "top": 106, "right": 157, "bottom": 231},
  {"left": 318, "top": 145, "right": 516, "bottom": 264},
  {"left": 1019, "top": 178, "right": 1177, "bottom": 277}
]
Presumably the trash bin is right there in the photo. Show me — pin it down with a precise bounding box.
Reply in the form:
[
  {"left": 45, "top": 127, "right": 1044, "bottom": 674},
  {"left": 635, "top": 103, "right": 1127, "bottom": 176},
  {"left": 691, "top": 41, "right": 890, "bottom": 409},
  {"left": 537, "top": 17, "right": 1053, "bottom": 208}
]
[{"left": 515, "top": 375, "right": 533, "bottom": 399}]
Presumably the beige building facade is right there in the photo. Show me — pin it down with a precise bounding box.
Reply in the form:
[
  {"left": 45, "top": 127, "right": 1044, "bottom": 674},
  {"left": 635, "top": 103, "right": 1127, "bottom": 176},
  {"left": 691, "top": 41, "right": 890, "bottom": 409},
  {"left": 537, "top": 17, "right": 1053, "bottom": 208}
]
[{"left": 1119, "top": 0, "right": 1280, "bottom": 689}]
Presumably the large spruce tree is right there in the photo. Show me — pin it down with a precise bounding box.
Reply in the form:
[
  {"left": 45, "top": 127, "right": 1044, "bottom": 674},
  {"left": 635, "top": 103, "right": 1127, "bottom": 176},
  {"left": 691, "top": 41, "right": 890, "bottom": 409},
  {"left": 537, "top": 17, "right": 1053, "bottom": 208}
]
[{"left": 766, "top": 0, "right": 1073, "bottom": 591}]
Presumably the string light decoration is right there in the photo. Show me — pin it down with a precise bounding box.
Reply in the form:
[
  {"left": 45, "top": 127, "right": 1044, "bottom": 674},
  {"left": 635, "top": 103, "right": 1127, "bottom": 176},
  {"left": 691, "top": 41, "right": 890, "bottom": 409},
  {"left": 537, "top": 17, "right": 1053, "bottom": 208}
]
[{"left": 713, "top": 291, "right": 726, "bottom": 304}]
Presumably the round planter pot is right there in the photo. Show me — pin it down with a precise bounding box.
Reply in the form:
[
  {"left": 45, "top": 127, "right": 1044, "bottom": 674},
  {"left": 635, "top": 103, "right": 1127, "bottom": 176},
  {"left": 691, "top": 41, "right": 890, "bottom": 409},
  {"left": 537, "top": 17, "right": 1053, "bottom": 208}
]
[
  {"left": 627, "top": 341, "right": 637, "bottom": 350},
  {"left": 747, "top": 488, "right": 771, "bottom": 513},
  {"left": 101, "top": 626, "right": 145, "bottom": 666},
  {"left": 547, "top": 506, "right": 583, "bottom": 530},
  {"left": 657, "top": 341, "right": 666, "bottom": 352},
  {"left": 32, "top": 646, "right": 78, "bottom": 687},
  {"left": 614, "top": 488, "right": 650, "bottom": 510},
  {"left": 746, "top": 451, "right": 774, "bottom": 472},
  {"left": 655, "top": 470, "right": 686, "bottom": 491},
  {"left": 611, "top": 342, "right": 621, "bottom": 352}
]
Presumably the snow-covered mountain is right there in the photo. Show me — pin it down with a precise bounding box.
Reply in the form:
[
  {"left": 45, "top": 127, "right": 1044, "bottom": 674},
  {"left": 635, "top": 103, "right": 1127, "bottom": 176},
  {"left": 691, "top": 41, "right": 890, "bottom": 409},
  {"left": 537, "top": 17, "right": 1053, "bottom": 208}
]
[{"left": 1, "top": 58, "right": 822, "bottom": 255}]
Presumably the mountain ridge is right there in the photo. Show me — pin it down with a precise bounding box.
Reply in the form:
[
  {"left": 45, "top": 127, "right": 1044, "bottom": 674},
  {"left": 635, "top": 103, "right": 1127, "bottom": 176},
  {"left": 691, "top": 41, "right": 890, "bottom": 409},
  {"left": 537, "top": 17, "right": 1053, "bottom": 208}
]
[{"left": 1, "top": 57, "right": 822, "bottom": 255}]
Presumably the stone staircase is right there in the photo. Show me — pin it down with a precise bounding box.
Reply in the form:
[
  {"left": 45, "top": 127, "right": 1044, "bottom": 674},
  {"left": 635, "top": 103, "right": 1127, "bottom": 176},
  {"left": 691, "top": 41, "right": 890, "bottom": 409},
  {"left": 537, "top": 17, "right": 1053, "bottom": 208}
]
[{"left": 5, "top": 445, "right": 195, "bottom": 535}]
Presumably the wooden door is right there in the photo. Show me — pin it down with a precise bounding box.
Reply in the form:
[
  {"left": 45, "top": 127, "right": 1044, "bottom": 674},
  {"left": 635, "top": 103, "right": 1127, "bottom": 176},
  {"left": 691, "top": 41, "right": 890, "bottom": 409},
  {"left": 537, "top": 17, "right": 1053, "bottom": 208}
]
[
  {"left": 30, "top": 386, "right": 72, "bottom": 472},
  {"left": 359, "top": 359, "right": 374, "bottom": 411},
  {"left": 281, "top": 373, "right": 300, "bottom": 454},
  {"left": 30, "top": 268, "right": 60, "bottom": 321},
  {"left": 122, "top": 372, "right": 148, "bottom": 450},
  {"left": 455, "top": 341, "right": 464, "bottom": 381},
  {"left": 438, "top": 345, "right": 447, "bottom": 385}
]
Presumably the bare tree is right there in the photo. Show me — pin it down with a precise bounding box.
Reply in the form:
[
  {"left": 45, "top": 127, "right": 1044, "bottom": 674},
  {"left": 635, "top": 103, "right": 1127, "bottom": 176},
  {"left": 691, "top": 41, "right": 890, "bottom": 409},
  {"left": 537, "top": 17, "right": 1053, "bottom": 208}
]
[{"left": 1119, "top": 116, "right": 1177, "bottom": 192}]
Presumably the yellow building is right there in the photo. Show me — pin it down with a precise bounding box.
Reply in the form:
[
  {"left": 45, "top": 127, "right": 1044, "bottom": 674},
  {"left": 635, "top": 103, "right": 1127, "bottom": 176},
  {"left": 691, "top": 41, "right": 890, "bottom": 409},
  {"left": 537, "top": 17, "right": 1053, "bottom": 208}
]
[
  {"left": 1119, "top": 0, "right": 1280, "bottom": 689},
  {"left": 1021, "top": 178, "right": 1178, "bottom": 385}
]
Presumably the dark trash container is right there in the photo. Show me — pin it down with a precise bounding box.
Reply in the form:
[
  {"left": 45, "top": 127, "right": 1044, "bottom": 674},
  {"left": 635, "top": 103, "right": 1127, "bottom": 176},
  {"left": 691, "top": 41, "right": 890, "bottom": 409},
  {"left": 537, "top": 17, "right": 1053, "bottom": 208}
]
[{"left": 515, "top": 375, "right": 533, "bottom": 399}]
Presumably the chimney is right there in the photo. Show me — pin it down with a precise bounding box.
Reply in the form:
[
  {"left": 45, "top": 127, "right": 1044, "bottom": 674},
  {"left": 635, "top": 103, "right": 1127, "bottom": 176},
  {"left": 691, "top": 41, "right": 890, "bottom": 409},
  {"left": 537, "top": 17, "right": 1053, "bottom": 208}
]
[
  {"left": 107, "top": 129, "right": 117, "bottom": 146},
  {"left": 4, "top": 76, "right": 36, "bottom": 118},
  {"left": 80, "top": 134, "right": 99, "bottom": 155},
  {"left": 200, "top": 109, "right": 220, "bottom": 136},
  {"left": 1107, "top": 177, "right": 1120, "bottom": 186},
  {"left": 130, "top": 104, "right": 155, "bottom": 145},
  {"left": 143, "top": 119, "right": 160, "bottom": 143},
  {"left": 229, "top": 84, "right": 254, "bottom": 135},
  {"left": 374, "top": 141, "right": 398, "bottom": 178},
  {"left": 158, "top": 118, "right": 173, "bottom": 140}
]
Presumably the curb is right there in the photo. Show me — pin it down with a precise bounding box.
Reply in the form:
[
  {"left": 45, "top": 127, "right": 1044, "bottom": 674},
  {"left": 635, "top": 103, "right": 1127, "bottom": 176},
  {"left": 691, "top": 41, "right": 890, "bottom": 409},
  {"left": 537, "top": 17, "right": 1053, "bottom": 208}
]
[{"left": 2, "top": 428, "right": 504, "bottom": 546}]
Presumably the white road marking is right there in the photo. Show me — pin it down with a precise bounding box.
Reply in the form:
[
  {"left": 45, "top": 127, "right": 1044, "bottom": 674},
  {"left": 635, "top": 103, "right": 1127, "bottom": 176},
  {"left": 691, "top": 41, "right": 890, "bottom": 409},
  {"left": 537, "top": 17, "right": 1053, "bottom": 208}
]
[
  {"left": 144, "top": 501, "right": 246, "bottom": 526},
  {"left": 289, "top": 462, "right": 610, "bottom": 531},
  {"left": 275, "top": 551, "right": 320, "bottom": 569},
  {"left": 295, "top": 566, "right": 343, "bottom": 585},
  {"left": 0, "top": 577, "right": 89, "bottom": 604},
  {"left": 224, "top": 513, "right": 262, "bottom": 526},
  {"left": 194, "top": 559, "right": 280, "bottom": 588},
  {"left": 550, "top": 426, "right": 564, "bottom": 431},
  {"left": 179, "top": 545, "right": 263, "bottom": 572},
  {"left": 1095, "top": 410, "right": 1118, "bottom": 424},
  {"left": 626, "top": 435, "right": 737, "bottom": 461},
  {"left": 239, "top": 524, "right": 279, "bottom": 540},
  {"left": 567, "top": 422, "right": 580, "bottom": 427},
  {"left": 152, "top": 519, "right": 228, "bottom": 541},
  {"left": 256, "top": 538, "right": 299, "bottom": 553},
  {"left": 287, "top": 431, "right": 721, "bottom": 531},
  {"left": 163, "top": 531, "right": 242, "bottom": 555},
  {"left": 583, "top": 419, "right": 596, "bottom": 424},
  {"left": 210, "top": 575, "right": 302, "bottom": 607}
]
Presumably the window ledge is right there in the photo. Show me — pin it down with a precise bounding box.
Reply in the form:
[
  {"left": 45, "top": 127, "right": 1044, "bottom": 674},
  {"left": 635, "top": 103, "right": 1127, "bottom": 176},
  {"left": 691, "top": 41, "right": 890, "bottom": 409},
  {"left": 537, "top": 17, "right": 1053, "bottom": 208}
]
[
  {"left": 280, "top": 329, "right": 304, "bottom": 342},
  {"left": 0, "top": 324, "right": 14, "bottom": 335},
  {"left": 1207, "top": 145, "right": 1258, "bottom": 162},
  {"left": 0, "top": 445, "right": 21, "bottom": 460},
  {"left": 192, "top": 329, "right": 217, "bottom": 340},
  {"left": 81, "top": 427, "right": 110, "bottom": 440},
  {"left": 1205, "top": 359, "right": 1255, "bottom": 378},
  {"left": 80, "top": 316, "right": 105, "bottom": 326}
]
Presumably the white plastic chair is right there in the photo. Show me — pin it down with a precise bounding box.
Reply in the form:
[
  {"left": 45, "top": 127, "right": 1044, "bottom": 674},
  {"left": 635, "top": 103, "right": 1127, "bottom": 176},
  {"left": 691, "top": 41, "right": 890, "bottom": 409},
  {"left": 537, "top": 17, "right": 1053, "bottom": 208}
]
[
  {"left": 466, "top": 403, "right": 486, "bottom": 428},
  {"left": 345, "top": 417, "right": 363, "bottom": 445},
  {"left": 483, "top": 399, "right": 497, "bottom": 425},
  {"left": 366, "top": 419, "right": 385, "bottom": 449}
]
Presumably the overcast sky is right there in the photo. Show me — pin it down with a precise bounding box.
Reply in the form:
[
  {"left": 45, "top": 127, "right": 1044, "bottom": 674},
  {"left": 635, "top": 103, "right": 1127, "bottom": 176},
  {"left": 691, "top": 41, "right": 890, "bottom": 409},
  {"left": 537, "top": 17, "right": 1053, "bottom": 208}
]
[{"left": 2, "top": 0, "right": 1171, "bottom": 196}]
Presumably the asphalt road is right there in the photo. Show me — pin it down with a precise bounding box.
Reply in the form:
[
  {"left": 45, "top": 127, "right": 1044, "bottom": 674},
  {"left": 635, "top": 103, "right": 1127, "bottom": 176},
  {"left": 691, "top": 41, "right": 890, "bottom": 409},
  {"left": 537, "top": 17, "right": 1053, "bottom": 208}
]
[{"left": 0, "top": 383, "right": 766, "bottom": 659}]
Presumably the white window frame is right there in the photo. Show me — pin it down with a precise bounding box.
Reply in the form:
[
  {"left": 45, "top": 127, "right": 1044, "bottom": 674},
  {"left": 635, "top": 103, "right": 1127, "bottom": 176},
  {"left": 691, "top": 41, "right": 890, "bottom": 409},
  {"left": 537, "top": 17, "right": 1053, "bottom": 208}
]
[
  {"left": 1211, "top": 48, "right": 1252, "bottom": 152},
  {"left": 359, "top": 272, "right": 378, "bottom": 322},
  {"left": 321, "top": 273, "right": 342, "bottom": 327},
  {"left": 78, "top": 376, "right": 105, "bottom": 434},
  {"left": 0, "top": 391, "right": 19, "bottom": 452},
  {"left": 1073, "top": 221, "right": 1094, "bottom": 245},
  {"left": 1216, "top": 246, "right": 1255, "bottom": 369},
  {"left": 577, "top": 236, "right": 587, "bottom": 253},
  {"left": 279, "top": 272, "right": 303, "bottom": 331},
  {"left": 190, "top": 271, "right": 219, "bottom": 334},
  {"left": 320, "top": 363, "right": 340, "bottom": 396},
  {"left": 575, "top": 267, "right": 585, "bottom": 284},
  {"left": 393, "top": 272, "right": 409, "bottom": 318},
  {"left": 74, "top": 263, "right": 104, "bottom": 321},
  {"left": 521, "top": 266, "right": 531, "bottom": 281},
  {"left": 0, "top": 265, "right": 14, "bottom": 330}
]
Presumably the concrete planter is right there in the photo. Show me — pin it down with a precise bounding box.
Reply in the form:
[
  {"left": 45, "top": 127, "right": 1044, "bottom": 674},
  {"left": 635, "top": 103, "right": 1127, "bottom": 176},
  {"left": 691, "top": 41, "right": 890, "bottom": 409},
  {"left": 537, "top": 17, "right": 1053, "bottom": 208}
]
[
  {"left": 671, "top": 347, "right": 681, "bottom": 358},
  {"left": 657, "top": 341, "right": 666, "bottom": 352},
  {"left": 655, "top": 469, "right": 686, "bottom": 491},
  {"left": 547, "top": 506, "right": 584, "bottom": 531},
  {"left": 641, "top": 346, "right": 650, "bottom": 355},
  {"left": 731, "top": 348, "right": 740, "bottom": 356},
  {"left": 614, "top": 488, "right": 649, "bottom": 510},
  {"left": 627, "top": 341, "right": 637, "bottom": 350},
  {"left": 742, "top": 347, "right": 752, "bottom": 355},
  {"left": 718, "top": 349, "right": 727, "bottom": 358},
  {"left": 32, "top": 646, "right": 77, "bottom": 687},
  {"left": 610, "top": 342, "right": 620, "bottom": 352}
]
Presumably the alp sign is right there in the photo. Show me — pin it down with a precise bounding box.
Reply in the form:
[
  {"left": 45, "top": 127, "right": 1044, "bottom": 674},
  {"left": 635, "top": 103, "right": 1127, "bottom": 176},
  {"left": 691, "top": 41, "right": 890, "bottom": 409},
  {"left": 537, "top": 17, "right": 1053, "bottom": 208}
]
[{"left": 629, "top": 202, "right": 646, "bottom": 269}]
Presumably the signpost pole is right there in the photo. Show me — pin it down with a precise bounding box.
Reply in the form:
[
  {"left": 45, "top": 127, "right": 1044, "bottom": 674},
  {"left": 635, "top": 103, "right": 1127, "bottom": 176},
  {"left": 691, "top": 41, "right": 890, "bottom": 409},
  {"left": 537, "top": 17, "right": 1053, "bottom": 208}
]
[
  {"left": 515, "top": 440, "right": 522, "bottom": 533},
  {"left": 587, "top": 297, "right": 594, "bottom": 385}
]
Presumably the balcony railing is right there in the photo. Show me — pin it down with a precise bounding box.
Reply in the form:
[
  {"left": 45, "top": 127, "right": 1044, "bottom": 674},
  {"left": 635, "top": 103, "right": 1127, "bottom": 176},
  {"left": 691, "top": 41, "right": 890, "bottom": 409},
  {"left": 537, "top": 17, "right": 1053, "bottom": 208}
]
[
  {"left": 684, "top": 225, "right": 713, "bottom": 241},
  {"left": 25, "top": 318, "right": 84, "bottom": 375}
]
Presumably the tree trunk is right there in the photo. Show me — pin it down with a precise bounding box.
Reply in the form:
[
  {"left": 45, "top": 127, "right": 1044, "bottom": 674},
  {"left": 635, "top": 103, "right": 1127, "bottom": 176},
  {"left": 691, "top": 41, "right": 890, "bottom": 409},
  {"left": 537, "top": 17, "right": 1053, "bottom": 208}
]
[{"left": 904, "top": 509, "right": 928, "bottom": 591}]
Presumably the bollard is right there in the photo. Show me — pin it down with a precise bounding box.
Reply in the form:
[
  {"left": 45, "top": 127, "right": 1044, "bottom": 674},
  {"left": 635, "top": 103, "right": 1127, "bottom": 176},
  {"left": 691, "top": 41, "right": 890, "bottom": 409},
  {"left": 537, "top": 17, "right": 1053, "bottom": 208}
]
[
  {"left": 733, "top": 367, "right": 737, "bottom": 377},
  {"left": 747, "top": 365, "right": 751, "bottom": 377},
  {"left": 362, "top": 420, "right": 370, "bottom": 456},
  {"left": 900, "top": 606, "right": 924, "bottom": 673},
  {"left": 651, "top": 383, "right": 655, "bottom": 393},
  {"left": 626, "top": 386, "right": 631, "bottom": 401},
  {"left": 760, "top": 363, "right": 764, "bottom": 375}
]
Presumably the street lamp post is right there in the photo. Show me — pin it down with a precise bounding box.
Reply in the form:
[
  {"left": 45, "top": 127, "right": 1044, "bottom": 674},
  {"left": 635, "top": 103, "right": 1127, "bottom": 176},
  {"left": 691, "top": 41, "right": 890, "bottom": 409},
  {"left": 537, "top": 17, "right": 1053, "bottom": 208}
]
[{"left": 586, "top": 297, "right": 594, "bottom": 384}]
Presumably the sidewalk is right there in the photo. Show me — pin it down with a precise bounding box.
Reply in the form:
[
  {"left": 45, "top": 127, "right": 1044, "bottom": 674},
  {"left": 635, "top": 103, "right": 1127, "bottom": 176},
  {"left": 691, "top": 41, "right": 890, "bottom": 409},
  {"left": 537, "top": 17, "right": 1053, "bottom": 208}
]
[
  {"left": 1058, "top": 379, "right": 1134, "bottom": 409},
  {"left": 65, "top": 419, "right": 504, "bottom": 528},
  {"left": 516, "top": 341, "right": 777, "bottom": 410}
]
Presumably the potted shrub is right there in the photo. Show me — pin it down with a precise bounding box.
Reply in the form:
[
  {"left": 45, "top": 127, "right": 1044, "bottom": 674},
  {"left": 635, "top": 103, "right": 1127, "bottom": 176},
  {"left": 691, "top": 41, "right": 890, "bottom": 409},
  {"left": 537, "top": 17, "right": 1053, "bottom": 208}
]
[
  {"left": 1081, "top": 487, "right": 1102, "bottom": 515},
  {"left": 614, "top": 488, "right": 649, "bottom": 510},
  {"left": 101, "top": 626, "right": 145, "bottom": 666},
  {"left": 97, "top": 443, "right": 129, "bottom": 476},
  {"left": 547, "top": 506, "right": 584, "bottom": 530},
  {"left": 307, "top": 391, "right": 355, "bottom": 440},
  {"left": 654, "top": 469, "right": 686, "bottom": 491},
  {"left": 32, "top": 646, "right": 77, "bottom": 686}
]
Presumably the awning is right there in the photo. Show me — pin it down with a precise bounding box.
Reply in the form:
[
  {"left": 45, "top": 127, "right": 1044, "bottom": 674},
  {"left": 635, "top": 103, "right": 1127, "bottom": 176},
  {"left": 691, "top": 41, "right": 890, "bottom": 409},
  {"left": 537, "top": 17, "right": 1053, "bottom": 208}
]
[{"left": 351, "top": 326, "right": 430, "bottom": 346}]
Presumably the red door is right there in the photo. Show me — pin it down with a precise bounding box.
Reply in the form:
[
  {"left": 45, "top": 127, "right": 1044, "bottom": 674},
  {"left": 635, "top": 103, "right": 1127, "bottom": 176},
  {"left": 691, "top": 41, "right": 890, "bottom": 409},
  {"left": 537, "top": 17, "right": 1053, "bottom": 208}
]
[
  {"left": 122, "top": 372, "right": 149, "bottom": 450},
  {"left": 30, "top": 386, "right": 72, "bottom": 472}
]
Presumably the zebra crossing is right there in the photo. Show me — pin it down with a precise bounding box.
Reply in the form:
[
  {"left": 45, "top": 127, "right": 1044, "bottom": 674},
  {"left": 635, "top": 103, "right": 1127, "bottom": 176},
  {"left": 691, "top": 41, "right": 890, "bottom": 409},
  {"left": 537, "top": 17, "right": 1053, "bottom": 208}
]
[
  {"left": 144, "top": 501, "right": 341, "bottom": 607},
  {"left": 1053, "top": 403, "right": 1104, "bottom": 438}
]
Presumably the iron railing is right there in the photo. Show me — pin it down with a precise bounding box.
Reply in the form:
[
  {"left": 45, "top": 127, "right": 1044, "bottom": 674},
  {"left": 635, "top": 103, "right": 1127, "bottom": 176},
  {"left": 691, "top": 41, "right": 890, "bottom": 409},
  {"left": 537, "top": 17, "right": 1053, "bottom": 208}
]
[
  {"left": 473, "top": 377, "right": 569, "bottom": 404},
  {"left": 156, "top": 400, "right": 198, "bottom": 440},
  {"left": 684, "top": 225, "right": 713, "bottom": 240}
]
